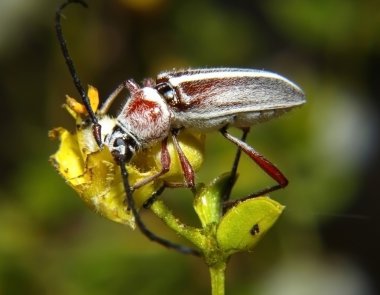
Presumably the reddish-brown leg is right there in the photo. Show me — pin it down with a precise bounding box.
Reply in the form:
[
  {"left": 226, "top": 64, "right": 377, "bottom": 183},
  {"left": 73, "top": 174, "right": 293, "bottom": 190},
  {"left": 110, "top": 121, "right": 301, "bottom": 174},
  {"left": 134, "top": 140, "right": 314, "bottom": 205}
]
[
  {"left": 222, "top": 127, "right": 250, "bottom": 201},
  {"left": 171, "top": 130, "right": 195, "bottom": 191},
  {"left": 132, "top": 138, "right": 171, "bottom": 190},
  {"left": 220, "top": 127, "right": 288, "bottom": 208},
  {"left": 133, "top": 130, "right": 196, "bottom": 191}
]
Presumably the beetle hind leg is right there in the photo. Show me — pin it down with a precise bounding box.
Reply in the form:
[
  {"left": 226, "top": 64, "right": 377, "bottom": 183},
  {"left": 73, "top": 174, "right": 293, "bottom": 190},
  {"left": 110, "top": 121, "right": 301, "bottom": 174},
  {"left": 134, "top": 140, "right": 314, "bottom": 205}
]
[
  {"left": 221, "top": 126, "right": 250, "bottom": 201},
  {"left": 219, "top": 128, "right": 288, "bottom": 209}
]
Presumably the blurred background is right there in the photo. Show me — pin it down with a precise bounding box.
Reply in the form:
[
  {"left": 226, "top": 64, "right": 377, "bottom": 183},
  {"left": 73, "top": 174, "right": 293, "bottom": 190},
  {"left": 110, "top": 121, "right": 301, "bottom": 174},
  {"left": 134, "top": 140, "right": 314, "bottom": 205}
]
[{"left": 0, "top": 0, "right": 379, "bottom": 294}]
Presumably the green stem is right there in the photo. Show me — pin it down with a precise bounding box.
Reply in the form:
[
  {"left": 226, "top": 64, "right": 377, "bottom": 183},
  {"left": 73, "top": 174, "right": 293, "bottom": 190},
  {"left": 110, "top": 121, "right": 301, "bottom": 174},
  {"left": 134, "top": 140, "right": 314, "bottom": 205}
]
[
  {"left": 149, "top": 199, "right": 206, "bottom": 249},
  {"left": 209, "top": 262, "right": 226, "bottom": 295}
]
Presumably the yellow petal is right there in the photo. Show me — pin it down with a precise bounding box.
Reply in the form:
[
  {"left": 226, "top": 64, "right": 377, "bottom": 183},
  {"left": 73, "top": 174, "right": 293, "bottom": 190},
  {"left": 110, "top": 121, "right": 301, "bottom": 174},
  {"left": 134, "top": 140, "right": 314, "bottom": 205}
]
[
  {"left": 87, "top": 85, "right": 99, "bottom": 112},
  {"left": 65, "top": 95, "right": 87, "bottom": 118},
  {"left": 64, "top": 85, "right": 100, "bottom": 120},
  {"left": 49, "top": 127, "right": 84, "bottom": 180}
]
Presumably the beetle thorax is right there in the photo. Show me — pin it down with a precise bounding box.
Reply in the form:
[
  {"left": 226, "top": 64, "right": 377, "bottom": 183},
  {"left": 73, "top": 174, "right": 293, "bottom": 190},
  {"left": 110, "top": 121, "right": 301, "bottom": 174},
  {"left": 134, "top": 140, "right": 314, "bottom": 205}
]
[{"left": 107, "top": 87, "right": 171, "bottom": 156}]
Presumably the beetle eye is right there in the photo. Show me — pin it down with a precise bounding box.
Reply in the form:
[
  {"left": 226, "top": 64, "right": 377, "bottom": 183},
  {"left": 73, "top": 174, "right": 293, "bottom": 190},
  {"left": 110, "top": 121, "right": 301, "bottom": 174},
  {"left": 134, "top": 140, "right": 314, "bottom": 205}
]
[
  {"left": 156, "top": 83, "right": 176, "bottom": 102},
  {"left": 163, "top": 88, "right": 175, "bottom": 101},
  {"left": 114, "top": 138, "right": 125, "bottom": 148}
]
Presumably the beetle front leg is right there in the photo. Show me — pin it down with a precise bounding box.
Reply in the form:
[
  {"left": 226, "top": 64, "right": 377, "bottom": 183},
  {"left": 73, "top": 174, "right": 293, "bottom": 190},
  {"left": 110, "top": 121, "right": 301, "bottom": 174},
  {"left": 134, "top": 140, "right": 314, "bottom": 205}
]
[
  {"left": 132, "top": 138, "right": 171, "bottom": 190},
  {"left": 220, "top": 127, "right": 288, "bottom": 208}
]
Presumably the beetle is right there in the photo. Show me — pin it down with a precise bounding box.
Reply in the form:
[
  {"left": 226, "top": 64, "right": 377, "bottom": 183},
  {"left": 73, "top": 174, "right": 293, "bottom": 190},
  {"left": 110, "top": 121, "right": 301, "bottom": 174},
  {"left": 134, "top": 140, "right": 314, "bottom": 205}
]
[
  {"left": 96, "top": 68, "right": 305, "bottom": 194},
  {"left": 55, "top": 0, "right": 305, "bottom": 255}
]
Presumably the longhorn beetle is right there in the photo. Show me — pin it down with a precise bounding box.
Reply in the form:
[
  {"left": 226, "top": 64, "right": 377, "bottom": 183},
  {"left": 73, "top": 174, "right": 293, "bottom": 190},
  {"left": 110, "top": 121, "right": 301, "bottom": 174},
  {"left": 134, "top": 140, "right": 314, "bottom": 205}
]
[{"left": 55, "top": 0, "right": 306, "bottom": 256}]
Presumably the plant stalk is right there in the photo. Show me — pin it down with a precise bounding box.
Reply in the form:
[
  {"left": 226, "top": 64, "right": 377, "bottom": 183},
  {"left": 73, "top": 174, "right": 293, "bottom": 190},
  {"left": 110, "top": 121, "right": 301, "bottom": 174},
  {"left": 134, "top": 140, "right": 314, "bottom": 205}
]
[{"left": 209, "top": 262, "right": 226, "bottom": 295}]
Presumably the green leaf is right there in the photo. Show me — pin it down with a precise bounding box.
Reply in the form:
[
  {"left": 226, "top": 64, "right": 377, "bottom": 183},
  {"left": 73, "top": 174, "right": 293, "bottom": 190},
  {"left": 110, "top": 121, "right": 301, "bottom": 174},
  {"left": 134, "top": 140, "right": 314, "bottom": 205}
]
[
  {"left": 193, "top": 173, "right": 232, "bottom": 228},
  {"left": 216, "top": 197, "right": 284, "bottom": 255}
]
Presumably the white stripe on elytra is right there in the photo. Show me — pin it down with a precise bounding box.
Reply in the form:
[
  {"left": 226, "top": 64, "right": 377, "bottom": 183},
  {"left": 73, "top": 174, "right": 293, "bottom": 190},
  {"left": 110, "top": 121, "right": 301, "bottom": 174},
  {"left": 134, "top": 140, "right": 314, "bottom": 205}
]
[{"left": 168, "top": 70, "right": 302, "bottom": 92}]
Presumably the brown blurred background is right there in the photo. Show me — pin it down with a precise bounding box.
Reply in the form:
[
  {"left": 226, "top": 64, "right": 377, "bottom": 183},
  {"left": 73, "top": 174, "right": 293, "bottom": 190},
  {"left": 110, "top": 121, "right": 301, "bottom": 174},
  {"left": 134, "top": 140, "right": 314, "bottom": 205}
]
[{"left": 0, "top": 0, "right": 379, "bottom": 294}]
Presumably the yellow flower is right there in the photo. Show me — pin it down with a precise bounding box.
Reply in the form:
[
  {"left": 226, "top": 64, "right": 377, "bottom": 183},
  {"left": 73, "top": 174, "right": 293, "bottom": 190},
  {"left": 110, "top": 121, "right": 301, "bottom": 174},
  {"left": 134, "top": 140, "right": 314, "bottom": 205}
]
[{"left": 49, "top": 86, "right": 205, "bottom": 227}]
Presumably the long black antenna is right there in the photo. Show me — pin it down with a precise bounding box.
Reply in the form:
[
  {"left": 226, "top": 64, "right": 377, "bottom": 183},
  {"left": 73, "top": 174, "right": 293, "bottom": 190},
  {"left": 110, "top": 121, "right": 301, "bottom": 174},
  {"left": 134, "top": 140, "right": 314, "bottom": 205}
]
[
  {"left": 55, "top": 0, "right": 102, "bottom": 146},
  {"left": 56, "top": 0, "right": 199, "bottom": 257},
  {"left": 118, "top": 157, "right": 201, "bottom": 256}
]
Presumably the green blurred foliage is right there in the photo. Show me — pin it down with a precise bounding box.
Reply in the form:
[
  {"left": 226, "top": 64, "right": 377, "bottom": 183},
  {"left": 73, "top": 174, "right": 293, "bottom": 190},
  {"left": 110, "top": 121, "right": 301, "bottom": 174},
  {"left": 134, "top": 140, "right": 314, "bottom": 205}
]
[{"left": 0, "top": 0, "right": 379, "bottom": 294}]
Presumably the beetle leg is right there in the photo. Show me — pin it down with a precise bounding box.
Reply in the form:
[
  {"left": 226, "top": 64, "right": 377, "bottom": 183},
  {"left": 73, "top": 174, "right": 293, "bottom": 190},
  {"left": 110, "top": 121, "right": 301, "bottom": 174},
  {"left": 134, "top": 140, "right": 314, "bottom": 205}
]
[
  {"left": 98, "top": 79, "right": 140, "bottom": 115},
  {"left": 171, "top": 130, "right": 196, "bottom": 192},
  {"left": 220, "top": 127, "right": 288, "bottom": 208},
  {"left": 132, "top": 138, "right": 171, "bottom": 190},
  {"left": 222, "top": 127, "right": 250, "bottom": 201},
  {"left": 142, "top": 185, "right": 166, "bottom": 209},
  {"left": 161, "top": 181, "right": 191, "bottom": 188},
  {"left": 118, "top": 158, "right": 201, "bottom": 256}
]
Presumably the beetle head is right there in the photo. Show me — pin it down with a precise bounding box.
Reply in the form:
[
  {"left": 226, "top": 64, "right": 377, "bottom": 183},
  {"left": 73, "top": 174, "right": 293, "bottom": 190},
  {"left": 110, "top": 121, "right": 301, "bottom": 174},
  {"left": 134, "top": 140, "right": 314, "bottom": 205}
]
[{"left": 105, "top": 127, "right": 138, "bottom": 163}]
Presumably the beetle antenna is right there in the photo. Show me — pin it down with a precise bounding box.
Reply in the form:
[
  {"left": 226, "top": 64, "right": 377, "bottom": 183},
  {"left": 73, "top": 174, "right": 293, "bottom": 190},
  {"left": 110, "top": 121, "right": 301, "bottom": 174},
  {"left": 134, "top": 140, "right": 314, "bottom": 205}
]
[
  {"left": 55, "top": 0, "right": 102, "bottom": 146},
  {"left": 118, "top": 158, "right": 201, "bottom": 256}
]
